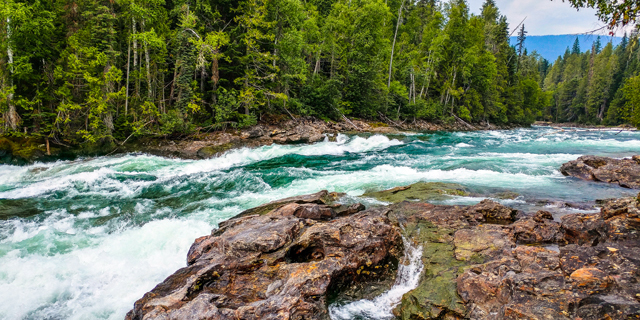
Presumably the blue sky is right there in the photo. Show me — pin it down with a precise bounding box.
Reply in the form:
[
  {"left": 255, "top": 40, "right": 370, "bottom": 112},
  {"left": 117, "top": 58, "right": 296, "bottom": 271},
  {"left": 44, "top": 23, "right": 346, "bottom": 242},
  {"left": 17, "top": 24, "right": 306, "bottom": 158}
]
[{"left": 466, "top": 0, "right": 612, "bottom": 36}]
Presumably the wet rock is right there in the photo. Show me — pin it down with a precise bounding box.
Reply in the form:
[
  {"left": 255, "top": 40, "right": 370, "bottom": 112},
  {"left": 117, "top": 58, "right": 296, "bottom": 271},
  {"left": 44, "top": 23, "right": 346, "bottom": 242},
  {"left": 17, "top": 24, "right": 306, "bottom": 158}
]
[
  {"left": 457, "top": 196, "right": 640, "bottom": 319},
  {"left": 510, "top": 211, "right": 564, "bottom": 244},
  {"left": 234, "top": 190, "right": 331, "bottom": 218},
  {"left": 196, "top": 143, "right": 235, "bottom": 158},
  {"left": 533, "top": 210, "right": 554, "bottom": 222},
  {"left": 492, "top": 191, "right": 520, "bottom": 200},
  {"left": 561, "top": 213, "right": 607, "bottom": 246},
  {"left": 467, "top": 199, "right": 518, "bottom": 224},
  {"left": 334, "top": 203, "right": 366, "bottom": 217},
  {"left": 454, "top": 225, "right": 514, "bottom": 262},
  {"left": 270, "top": 202, "right": 336, "bottom": 220},
  {"left": 363, "top": 182, "right": 469, "bottom": 203},
  {"left": 271, "top": 124, "right": 324, "bottom": 144},
  {"left": 126, "top": 193, "right": 402, "bottom": 320},
  {"left": 129, "top": 192, "right": 640, "bottom": 320},
  {"left": 560, "top": 155, "right": 640, "bottom": 188}
]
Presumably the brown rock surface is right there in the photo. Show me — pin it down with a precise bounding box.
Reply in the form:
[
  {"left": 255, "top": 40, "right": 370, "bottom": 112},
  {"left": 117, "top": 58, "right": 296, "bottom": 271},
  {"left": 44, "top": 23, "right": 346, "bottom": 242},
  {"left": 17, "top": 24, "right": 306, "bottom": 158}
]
[
  {"left": 127, "top": 192, "right": 640, "bottom": 320},
  {"left": 456, "top": 196, "right": 640, "bottom": 320},
  {"left": 560, "top": 155, "right": 640, "bottom": 188},
  {"left": 126, "top": 199, "right": 402, "bottom": 320}
]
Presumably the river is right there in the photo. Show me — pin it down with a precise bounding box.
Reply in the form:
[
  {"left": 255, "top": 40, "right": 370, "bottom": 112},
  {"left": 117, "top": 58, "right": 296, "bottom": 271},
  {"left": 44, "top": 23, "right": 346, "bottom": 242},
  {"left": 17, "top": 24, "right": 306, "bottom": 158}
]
[{"left": 0, "top": 127, "right": 639, "bottom": 319}]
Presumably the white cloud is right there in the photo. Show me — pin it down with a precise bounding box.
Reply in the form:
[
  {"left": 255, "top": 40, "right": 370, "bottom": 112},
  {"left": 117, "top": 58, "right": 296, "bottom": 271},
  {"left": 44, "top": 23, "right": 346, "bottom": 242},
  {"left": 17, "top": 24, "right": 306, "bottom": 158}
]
[{"left": 466, "top": 0, "right": 614, "bottom": 36}]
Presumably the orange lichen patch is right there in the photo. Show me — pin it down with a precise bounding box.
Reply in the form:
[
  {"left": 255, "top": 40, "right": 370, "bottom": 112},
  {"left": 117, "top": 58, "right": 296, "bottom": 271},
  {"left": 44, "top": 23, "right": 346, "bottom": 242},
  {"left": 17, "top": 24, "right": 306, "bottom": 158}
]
[{"left": 570, "top": 267, "right": 612, "bottom": 294}]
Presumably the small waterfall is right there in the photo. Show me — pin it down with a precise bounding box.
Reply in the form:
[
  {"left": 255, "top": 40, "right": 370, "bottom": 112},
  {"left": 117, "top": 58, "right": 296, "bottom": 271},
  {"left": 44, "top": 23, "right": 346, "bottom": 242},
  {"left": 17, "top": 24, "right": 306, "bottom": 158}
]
[{"left": 329, "top": 236, "right": 424, "bottom": 320}]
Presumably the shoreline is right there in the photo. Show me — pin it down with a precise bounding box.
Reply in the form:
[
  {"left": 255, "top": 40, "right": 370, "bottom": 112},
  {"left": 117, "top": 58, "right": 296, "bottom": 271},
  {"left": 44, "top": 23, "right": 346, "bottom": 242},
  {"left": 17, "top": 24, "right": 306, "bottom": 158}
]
[
  {"left": 2, "top": 119, "right": 637, "bottom": 165},
  {"left": 0, "top": 117, "right": 519, "bottom": 165},
  {"left": 533, "top": 121, "right": 638, "bottom": 131}
]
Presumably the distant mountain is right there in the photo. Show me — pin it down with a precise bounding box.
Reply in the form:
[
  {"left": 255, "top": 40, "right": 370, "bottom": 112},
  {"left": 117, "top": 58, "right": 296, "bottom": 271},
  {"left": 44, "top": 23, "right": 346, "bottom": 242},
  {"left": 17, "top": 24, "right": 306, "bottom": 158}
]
[{"left": 509, "top": 35, "right": 622, "bottom": 62}]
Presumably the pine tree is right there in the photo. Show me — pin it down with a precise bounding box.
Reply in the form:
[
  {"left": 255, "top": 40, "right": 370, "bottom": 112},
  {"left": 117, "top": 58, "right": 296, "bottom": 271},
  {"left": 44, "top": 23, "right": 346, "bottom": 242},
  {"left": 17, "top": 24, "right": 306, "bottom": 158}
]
[{"left": 571, "top": 37, "right": 580, "bottom": 55}]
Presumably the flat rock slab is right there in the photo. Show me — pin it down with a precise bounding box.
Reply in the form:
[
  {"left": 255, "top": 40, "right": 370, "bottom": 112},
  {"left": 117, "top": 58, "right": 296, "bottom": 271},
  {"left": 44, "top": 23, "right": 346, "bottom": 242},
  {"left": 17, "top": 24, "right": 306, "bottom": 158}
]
[{"left": 560, "top": 155, "right": 640, "bottom": 188}]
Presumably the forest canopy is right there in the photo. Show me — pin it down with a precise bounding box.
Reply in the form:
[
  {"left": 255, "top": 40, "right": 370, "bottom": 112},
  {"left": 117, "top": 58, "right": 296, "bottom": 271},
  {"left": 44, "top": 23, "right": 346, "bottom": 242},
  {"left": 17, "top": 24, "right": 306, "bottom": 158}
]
[{"left": 0, "top": 0, "right": 638, "bottom": 147}]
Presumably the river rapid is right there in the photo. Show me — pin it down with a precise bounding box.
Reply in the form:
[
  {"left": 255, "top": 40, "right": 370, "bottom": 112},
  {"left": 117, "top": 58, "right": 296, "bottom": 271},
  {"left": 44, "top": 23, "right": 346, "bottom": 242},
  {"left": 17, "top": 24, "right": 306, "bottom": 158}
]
[{"left": 1, "top": 127, "right": 639, "bottom": 319}]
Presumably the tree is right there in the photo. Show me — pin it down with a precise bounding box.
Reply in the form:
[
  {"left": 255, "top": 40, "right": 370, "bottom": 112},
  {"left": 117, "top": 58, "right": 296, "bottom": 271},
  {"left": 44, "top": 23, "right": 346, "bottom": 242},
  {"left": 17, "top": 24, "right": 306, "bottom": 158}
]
[
  {"left": 561, "top": 0, "right": 639, "bottom": 30},
  {"left": 571, "top": 37, "right": 580, "bottom": 55}
]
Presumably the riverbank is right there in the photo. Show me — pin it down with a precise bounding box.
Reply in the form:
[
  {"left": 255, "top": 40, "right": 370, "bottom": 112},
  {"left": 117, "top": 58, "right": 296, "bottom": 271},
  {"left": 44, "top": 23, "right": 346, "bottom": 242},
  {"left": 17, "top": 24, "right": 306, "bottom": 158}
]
[
  {"left": 0, "top": 117, "right": 518, "bottom": 165},
  {"left": 534, "top": 121, "right": 638, "bottom": 131}
]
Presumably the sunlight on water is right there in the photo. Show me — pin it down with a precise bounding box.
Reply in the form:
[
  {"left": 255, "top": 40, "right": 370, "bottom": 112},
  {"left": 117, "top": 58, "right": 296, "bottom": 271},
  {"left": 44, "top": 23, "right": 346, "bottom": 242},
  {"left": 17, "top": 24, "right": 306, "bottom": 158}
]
[{"left": 0, "top": 127, "right": 639, "bottom": 319}]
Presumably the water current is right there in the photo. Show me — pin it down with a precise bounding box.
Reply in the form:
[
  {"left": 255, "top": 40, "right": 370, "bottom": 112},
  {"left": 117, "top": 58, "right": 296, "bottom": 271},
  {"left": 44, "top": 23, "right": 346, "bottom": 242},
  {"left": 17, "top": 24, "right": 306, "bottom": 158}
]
[{"left": 1, "top": 127, "right": 639, "bottom": 319}]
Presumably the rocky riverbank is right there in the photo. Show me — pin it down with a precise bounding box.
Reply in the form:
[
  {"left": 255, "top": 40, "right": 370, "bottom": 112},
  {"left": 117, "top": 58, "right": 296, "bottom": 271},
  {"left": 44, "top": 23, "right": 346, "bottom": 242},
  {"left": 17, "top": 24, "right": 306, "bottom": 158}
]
[
  {"left": 126, "top": 183, "right": 640, "bottom": 320},
  {"left": 561, "top": 155, "right": 640, "bottom": 189},
  {"left": 534, "top": 121, "right": 637, "bottom": 131},
  {"left": 0, "top": 117, "right": 516, "bottom": 165}
]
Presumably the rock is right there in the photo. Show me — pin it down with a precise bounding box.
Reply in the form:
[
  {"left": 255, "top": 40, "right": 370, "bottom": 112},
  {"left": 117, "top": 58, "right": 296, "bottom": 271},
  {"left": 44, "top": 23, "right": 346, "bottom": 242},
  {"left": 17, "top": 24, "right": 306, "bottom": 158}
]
[
  {"left": 533, "top": 210, "right": 554, "bottom": 222},
  {"left": 196, "top": 143, "right": 235, "bottom": 158},
  {"left": 560, "top": 155, "right": 640, "bottom": 188},
  {"left": 454, "top": 225, "right": 515, "bottom": 262},
  {"left": 467, "top": 199, "right": 518, "bottom": 224},
  {"left": 271, "top": 124, "right": 324, "bottom": 144},
  {"left": 510, "top": 213, "right": 563, "bottom": 244},
  {"left": 126, "top": 193, "right": 402, "bottom": 320},
  {"left": 455, "top": 196, "right": 640, "bottom": 319},
  {"left": 128, "top": 192, "right": 640, "bottom": 320},
  {"left": 234, "top": 190, "right": 331, "bottom": 218},
  {"left": 334, "top": 203, "right": 366, "bottom": 216},
  {"left": 241, "top": 125, "right": 268, "bottom": 139},
  {"left": 561, "top": 213, "right": 607, "bottom": 246},
  {"left": 492, "top": 191, "right": 520, "bottom": 200},
  {"left": 363, "top": 182, "right": 469, "bottom": 203}
]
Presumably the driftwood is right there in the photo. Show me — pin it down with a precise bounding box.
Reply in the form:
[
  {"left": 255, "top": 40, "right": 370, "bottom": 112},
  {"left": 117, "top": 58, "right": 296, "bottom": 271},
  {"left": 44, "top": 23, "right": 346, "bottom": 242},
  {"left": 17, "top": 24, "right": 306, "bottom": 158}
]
[
  {"left": 378, "top": 112, "right": 406, "bottom": 129},
  {"left": 451, "top": 113, "right": 474, "bottom": 130}
]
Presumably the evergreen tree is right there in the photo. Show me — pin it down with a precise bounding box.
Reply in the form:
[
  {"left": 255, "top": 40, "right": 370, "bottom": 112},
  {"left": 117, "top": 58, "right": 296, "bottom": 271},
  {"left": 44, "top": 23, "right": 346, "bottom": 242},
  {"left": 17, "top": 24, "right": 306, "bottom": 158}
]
[{"left": 572, "top": 37, "right": 580, "bottom": 55}]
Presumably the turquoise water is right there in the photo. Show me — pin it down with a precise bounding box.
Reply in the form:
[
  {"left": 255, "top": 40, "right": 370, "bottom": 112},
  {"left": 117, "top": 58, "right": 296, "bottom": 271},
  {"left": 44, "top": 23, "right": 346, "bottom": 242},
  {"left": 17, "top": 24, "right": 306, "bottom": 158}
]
[{"left": 0, "top": 127, "right": 639, "bottom": 319}]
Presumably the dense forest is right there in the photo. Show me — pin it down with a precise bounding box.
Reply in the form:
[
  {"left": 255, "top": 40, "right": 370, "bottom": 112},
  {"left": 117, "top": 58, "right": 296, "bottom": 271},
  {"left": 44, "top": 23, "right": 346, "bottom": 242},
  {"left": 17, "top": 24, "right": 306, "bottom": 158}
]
[
  {"left": 0, "top": 0, "right": 551, "bottom": 146},
  {"left": 539, "top": 35, "right": 640, "bottom": 127},
  {"left": 0, "top": 0, "right": 637, "bottom": 148}
]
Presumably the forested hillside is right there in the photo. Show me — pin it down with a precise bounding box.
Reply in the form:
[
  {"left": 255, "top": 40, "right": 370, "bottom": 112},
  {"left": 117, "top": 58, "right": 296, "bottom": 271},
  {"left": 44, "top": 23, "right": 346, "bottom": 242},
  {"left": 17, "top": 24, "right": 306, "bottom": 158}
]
[
  {"left": 540, "top": 35, "right": 640, "bottom": 126},
  {"left": 509, "top": 35, "right": 622, "bottom": 61},
  {"left": 0, "top": 0, "right": 550, "bottom": 146}
]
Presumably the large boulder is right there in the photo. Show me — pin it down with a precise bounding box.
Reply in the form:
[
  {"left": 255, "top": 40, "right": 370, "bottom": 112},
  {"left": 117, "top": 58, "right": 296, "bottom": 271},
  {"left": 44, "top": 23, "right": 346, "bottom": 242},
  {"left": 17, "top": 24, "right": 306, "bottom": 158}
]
[
  {"left": 125, "top": 195, "right": 400, "bottom": 320},
  {"left": 560, "top": 155, "right": 640, "bottom": 188}
]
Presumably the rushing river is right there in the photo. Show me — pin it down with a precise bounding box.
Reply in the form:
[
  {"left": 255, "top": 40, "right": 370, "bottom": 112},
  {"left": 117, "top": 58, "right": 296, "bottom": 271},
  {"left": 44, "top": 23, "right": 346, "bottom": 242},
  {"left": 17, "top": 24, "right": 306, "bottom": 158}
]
[{"left": 1, "top": 127, "right": 639, "bottom": 319}]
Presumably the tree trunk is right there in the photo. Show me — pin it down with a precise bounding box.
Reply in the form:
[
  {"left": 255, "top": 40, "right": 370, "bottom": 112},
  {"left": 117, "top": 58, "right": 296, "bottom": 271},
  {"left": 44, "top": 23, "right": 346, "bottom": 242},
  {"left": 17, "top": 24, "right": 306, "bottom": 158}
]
[
  {"left": 387, "top": 0, "right": 405, "bottom": 88},
  {"left": 125, "top": 39, "right": 131, "bottom": 116},
  {"left": 132, "top": 17, "right": 139, "bottom": 97},
  {"left": 142, "top": 20, "right": 152, "bottom": 100},
  {"left": 313, "top": 48, "right": 322, "bottom": 77}
]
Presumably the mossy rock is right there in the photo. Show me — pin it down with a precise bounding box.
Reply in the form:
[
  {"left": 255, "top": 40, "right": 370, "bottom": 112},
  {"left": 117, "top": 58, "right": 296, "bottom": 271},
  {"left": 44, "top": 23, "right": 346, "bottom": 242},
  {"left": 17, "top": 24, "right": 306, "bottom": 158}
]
[
  {"left": 0, "top": 137, "right": 59, "bottom": 165},
  {"left": 362, "top": 182, "right": 468, "bottom": 203},
  {"left": 395, "top": 221, "right": 467, "bottom": 319},
  {"left": 492, "top": 191, "right": 520, "bottom": 200},
  {"left": 196, "top": 143, "right": 235, "bottom": 158}
]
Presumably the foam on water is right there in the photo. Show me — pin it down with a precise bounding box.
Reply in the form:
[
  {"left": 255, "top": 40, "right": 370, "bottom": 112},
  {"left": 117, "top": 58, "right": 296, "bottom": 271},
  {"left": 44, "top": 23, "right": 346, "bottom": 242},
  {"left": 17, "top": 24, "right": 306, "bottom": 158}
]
[
  {"left": 0, "top": 218, "right": 211, "bottom": 320},
  {"left": 329, "top": 236, "right": 424, "bottom": 320},
  {"left": 1, "top": 128, "right": 639, "bottom": 319}
]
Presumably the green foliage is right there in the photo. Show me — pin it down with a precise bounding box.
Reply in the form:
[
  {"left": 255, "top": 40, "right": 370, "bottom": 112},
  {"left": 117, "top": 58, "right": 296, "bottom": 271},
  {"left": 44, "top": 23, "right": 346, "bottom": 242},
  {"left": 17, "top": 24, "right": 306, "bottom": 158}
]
[
  {"left": 539, "top": 33, "right": 640, "bottom": 126},
  {"left": 621, "top": 75, "right": 640, "bottom": 127},
  {"left": 1, "top": 0, "right": 560, "bottom": 145}
]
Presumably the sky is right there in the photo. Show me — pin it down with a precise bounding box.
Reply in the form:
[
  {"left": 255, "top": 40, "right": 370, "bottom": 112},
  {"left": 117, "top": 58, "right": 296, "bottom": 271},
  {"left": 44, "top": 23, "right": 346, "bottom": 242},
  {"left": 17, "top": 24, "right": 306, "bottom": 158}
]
[{"left": 466, "top": 0, "right": 614, "bottom": 36}]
